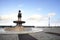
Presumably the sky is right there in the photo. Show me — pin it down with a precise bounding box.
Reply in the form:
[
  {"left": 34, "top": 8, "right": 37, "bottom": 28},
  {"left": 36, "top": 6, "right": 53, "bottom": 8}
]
[{"left": 0, "top": 0, "right": 60, "bottom": 26}]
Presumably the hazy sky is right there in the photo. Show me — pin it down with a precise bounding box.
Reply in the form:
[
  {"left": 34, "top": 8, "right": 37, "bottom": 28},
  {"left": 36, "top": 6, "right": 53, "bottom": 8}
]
[{"left": 0, "top": 0, "right": 60, "bottom": 26}]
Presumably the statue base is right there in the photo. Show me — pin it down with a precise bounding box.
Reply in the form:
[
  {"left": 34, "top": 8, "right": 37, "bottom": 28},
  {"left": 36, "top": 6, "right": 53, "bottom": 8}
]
[{"left": 4, "top": 26, "right": 24, "bottom": 31}]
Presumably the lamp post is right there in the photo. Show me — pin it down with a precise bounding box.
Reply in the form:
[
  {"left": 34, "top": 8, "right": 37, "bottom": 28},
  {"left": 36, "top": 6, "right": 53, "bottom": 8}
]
[{"left": 48, "top": 16, "right": 50, "bottom": 27}]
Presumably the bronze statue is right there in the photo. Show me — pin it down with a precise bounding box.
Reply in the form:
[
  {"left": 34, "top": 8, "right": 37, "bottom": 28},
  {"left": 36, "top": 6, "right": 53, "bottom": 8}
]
[{"left": 18, "top": 10, "right": 22, "bottom": 18}]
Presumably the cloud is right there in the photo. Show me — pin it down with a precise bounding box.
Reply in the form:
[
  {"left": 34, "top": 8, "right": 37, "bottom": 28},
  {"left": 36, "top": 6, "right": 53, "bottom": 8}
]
[
  {"left": 0, "top": 14, "right": 17, "bottom": 20},
  {"left": 36, "top": 8, "right": 42, "bottom": 11},
  {"left": 28, "top": 14, "right": 43, "bottom": 21},
  {"left": 48, "top": 12, "right": 56, "bottom": 17},
  {"left": 54, "top": 19, "right": 60, "bottom": 26},
  {"left": 0, "top": 14, "right": 17, "bottom": 25},
  {"left": 24, "top": 14, "right": 48, "bottom": 26},
  {"left": 18, "top": 4, "right": 23, "bottom": 8},
  {"left": 0, "top": 21, "right": 15, "bottom": 26},
  {"left": 27, "top": 14, "right": 49, "bottom": 22}
]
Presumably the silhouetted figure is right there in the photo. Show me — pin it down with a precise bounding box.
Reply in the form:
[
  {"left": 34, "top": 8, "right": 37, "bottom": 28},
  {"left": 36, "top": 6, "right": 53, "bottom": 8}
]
[{"left": 18, "top": 10, "right": 22, "bottom": 18}]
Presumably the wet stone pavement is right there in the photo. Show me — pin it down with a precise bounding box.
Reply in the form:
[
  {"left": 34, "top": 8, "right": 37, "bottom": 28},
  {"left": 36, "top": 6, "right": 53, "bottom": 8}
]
[
  {"left": 30, "top": 32, "right": 60, "bottom": 40},
  {"left": 0, "top": 32, "right": 60, "bottom": 40}
]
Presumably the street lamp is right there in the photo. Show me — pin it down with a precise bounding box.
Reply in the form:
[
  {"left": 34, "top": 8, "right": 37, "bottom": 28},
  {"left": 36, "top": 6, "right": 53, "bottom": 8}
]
[{"left": 48, "top": 16, "right": 50, "bottom": 27}]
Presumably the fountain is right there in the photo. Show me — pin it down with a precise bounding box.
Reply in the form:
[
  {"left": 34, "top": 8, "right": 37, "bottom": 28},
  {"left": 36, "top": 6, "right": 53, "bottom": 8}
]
[{"left": 5, "top": 10, "right": 26, "bottom": 31}]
